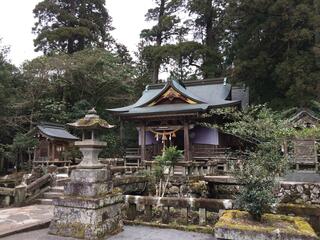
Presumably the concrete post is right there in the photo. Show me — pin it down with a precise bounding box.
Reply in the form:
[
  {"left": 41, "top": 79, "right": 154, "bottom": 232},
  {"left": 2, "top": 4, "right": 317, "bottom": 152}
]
[
  {"left": 199, "top": 208, "right": 206, "bottom": 225},
  {"left": 127, "top": 203, "right": 137, "bottom": 220},
  {"left": 161, "top": 206, "right": 170, "bottom": 224},
  {"left": 2, "top": 195, "right": 11, "bottom": 207},
  {"left": 181, "top": 207, "right": 189, "bottom": 225},
  {"left": 14, "top": 184, "right": 27, "bottom": 206},
  {"left": 144, "top": 205, "right": 153, "bottom": 221}
]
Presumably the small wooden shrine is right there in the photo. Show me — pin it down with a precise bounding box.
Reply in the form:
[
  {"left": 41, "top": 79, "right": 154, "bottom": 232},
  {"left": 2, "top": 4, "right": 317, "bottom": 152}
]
[
  {"left": 290, "top": 108, "right": 320, "bottom": 128},
  {"left": 33, "top": 122, "right": 78, "bottom": 166},
  {"left": 108, "top": 78, "right": 249, "bottom": 167},
  {"left": 287, "top": 109, "right": 320, "bottom": 172}
]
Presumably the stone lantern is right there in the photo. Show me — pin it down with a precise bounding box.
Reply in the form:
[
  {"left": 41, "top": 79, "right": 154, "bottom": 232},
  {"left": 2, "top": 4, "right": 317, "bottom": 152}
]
[
  {"left": 68, "top": 108, "right": 114, "bottom": 169},
  {"left": 49, "top": 108, "right": 124, "bottom": 239}
]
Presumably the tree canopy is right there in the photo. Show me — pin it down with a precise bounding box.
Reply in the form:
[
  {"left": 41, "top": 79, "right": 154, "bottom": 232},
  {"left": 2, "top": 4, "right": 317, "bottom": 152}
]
[
  {"left": 33, "top": 0, "right": 113, "bottom": 54},
  {"left": 225, "top": 0, "right": 320, "bottom": 107}
]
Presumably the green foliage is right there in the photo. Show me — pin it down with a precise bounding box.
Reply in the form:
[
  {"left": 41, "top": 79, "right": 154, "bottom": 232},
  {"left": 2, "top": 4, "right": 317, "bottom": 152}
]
[
  {"left": 33, "top": 0, "right": 113, "bottom": 54},
  {"left": 211, "top": 105, "right": 291, "bottom": 144},
  {"left": 155, "top": 146, "right": 183, "bottom": 171},
  {"left": 154, "top": 146, "right": 183, "bottom": 196},
  {"left": 187, "top": 0, "right": 226, "bottom": 78},
  {"left": 140, "top": 0, "right": 185, "bottom": 83},
  {"left": 99, "top": 131, "right": 124, "bottom": 158},
  {"left": 291, "top": 126, "right": 320, "bottom": 139},
  {"left": 225, "top": 0, "right": 320, "bottom": 107},
  {"left": 210, "top": 105, "right": 290, "bottom": 221},
  {"left": 0, "top": 46, "right": 134, "bottom": 172},
  {"left": 11, "top": 133, "right": 38, "bottom": 152},
  {"left": 20, "top": 48, "right": 134, "bottom": 124}
]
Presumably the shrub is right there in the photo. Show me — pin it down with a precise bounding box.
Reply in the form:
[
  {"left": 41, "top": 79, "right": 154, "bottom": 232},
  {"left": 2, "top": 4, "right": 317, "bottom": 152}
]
[{"left": 209, "top": 105, "right": 290, "bottom": 221}]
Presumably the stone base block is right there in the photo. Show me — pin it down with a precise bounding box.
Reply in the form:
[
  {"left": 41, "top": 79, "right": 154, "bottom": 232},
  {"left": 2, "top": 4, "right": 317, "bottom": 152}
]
[
  {"left": 49, "top": 194, "right": 124, "bottom": 239},
  {"left": 71, "top": 168, "right": 111, "bottom": 183},
  {"left": 49, "top": 215, "right": 123, "bottom": 239},
  {"left": 214, "top": 210, "right": 318, "bottom": 240},
  {"left": 65, "top": 182, "right": 112, "bottom": 197}
]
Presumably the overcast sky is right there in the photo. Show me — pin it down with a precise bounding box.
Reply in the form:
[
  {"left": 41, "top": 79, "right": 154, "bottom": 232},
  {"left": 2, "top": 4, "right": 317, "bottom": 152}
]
[{"left": 0, "top": 0, "right": 154, "bottom": 66}]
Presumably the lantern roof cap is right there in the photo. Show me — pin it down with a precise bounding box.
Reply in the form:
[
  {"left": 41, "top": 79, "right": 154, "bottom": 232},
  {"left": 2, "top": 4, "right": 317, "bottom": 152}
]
[{"left": 68, "top": 108, "right": 115, "bottom": 129}]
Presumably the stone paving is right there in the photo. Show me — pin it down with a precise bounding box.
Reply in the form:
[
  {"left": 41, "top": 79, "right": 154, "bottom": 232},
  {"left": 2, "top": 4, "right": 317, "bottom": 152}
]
[
  {"left": 0, "top": 205, "right": 53, "bottom": 237},
  {"left": 2, "top": 226, "right": 216, "bottom": 240}
]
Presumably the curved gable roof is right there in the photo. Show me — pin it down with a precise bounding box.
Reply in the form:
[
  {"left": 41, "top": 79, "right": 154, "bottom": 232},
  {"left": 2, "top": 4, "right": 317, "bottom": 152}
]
[
  {"left": 37, "top": 123, "right": 79, "bottom": 141},
  {"left": 107, "top": 79, "right": 240, "bottom": 116}
]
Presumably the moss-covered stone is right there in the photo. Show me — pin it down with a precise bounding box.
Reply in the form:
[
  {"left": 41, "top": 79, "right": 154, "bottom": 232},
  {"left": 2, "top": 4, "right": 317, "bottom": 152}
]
[{"left": 214, "top": 210, "right": 318, "bottom": 240}]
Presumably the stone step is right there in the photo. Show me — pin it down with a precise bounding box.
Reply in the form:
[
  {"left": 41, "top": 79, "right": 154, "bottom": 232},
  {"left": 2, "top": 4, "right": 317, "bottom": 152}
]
[
  {"left": 56, "top": 177, "right": 70, "bottom": 186},
  {"left": 51, "top": 186, "right": 64, "bottom": 193},
  {"left": 43, "top": 192, "right": 63, "bottom": 199},
  {"left": 37, "top": 198, "right": 53, "bottom": 205}
]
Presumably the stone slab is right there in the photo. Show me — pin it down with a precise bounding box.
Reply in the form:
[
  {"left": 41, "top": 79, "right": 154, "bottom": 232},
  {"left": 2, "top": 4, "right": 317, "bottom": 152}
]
[
  {"left": 0, "top": 205, "right": 53, "bottom": 238},
  {"left": 53, "top": 194, "right": 124, "bottom": 209}
]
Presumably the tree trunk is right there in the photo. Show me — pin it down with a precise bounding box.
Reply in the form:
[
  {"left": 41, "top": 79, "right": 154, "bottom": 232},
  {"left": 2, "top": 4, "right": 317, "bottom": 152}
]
[
  {"left": 67, "top": 0, "right": 76, "bottom": 54},
  {"left": 203, "top": 0, "right": 217, "bottom": 78},
  {"left": 161, "top": 166, "right": 172, "bottom": 197},
  {"left": 151, "top": 0, "right": 165, "bottom": 83}
]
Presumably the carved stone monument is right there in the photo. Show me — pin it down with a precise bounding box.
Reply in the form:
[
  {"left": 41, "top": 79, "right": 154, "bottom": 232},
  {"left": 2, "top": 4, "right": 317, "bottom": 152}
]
[{"left": 49, "top": 108, "right": 123, "bottom": 239}]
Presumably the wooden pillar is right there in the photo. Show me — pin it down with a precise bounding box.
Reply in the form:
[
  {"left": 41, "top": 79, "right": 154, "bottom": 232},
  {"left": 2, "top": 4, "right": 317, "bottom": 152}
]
[
  {"left": 47, "top": 140, "right": 51, "bottom": 161},
  {"left": 184, "top": 122, "right": 190, "bottom": 162},
  {"left": 52, "top": 141, "right": 55, "bottom": 161},
  {"left": 141, "top": 124, "right": 146, "bottom": 162},
  {"left": 120, "top": 120, "right": 124, "bottom": 145}
]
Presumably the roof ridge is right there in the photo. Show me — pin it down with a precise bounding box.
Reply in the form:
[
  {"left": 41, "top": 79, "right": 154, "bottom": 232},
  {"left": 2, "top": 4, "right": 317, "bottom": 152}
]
[
  {"left": 147, "top": 78, "right": 226, "bottom": 90},
  {"left": 38, "top": 121, "right": 66, "bottom": 129}
]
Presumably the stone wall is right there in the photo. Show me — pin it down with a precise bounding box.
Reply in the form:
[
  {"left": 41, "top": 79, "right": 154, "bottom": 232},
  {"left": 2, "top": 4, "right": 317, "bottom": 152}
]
[
  {"left": 278, "top": 181, "right": 320, "bottom": 204},
  {"left": 166, "top": 177, "right": 208, "bottom": 198}
]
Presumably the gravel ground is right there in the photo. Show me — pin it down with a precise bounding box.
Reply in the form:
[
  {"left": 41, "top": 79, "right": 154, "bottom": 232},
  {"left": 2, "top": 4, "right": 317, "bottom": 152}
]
[{"left": 2, "top": 225, "right": 216, "bottom": 240}]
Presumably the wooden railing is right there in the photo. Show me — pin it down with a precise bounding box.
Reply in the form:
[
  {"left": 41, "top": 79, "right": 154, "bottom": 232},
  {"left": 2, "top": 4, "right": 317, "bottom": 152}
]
[{"left": 125, "top": 195, "right": 233, "bottom": 225}]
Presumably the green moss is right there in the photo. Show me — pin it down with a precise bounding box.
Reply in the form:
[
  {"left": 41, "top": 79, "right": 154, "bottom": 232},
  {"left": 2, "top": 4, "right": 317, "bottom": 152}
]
[
  {"left": 74, "top": 117, "right": 113, "bottom": 128},
  {"left": 189, "top": 180, "right": 207, "bottom": 193},
  {"left": 215, "top": 210, "right": 318, "bottom": 238},
  {"left": 52, "top": 222, "right": 86, "bottom": 238}
]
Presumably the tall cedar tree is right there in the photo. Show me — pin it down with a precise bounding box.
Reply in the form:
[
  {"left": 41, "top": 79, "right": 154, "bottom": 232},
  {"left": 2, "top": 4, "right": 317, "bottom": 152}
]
[
  {"left": 187, "top": 0, "right": 226, "bottom": 78},
  {"left": 226, "top": 0, "right": 320, "bottom": 108},
  {"left": 32, "top": 0, "right": 113, "bottom": 54},
  {"left": 140, "top": 0, "right": 184, "bottom": 83}
]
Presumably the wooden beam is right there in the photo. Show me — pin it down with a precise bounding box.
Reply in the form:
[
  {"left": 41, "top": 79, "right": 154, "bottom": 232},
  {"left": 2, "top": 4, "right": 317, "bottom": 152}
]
[{"left": 184, "top": 122, "right": 190, "bottom": 161}]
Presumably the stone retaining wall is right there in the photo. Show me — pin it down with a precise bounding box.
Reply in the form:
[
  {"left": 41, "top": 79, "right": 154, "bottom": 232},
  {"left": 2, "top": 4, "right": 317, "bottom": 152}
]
[{"left": 278, "top": 181, "right": 320, "bottom": 204}]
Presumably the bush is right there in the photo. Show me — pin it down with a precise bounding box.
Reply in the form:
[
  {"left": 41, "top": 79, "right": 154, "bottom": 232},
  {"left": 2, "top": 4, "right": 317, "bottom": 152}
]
[{"left": 209, "top": 105, "right": 290, "bottom": 221}]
